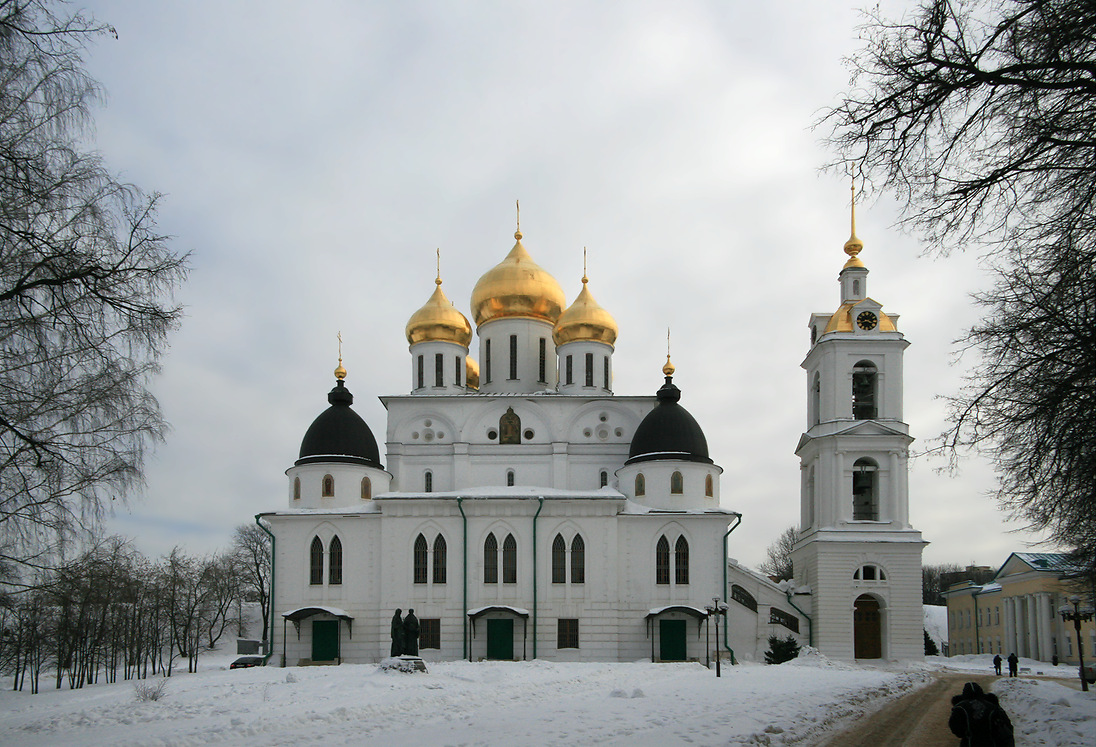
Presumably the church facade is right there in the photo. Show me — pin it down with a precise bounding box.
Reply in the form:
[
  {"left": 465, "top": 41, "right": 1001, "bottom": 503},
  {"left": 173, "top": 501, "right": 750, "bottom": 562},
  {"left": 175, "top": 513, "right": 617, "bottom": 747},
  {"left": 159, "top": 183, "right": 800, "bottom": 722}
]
[{"left": 260, "top": 202, "right": 923, "bottom": 665}]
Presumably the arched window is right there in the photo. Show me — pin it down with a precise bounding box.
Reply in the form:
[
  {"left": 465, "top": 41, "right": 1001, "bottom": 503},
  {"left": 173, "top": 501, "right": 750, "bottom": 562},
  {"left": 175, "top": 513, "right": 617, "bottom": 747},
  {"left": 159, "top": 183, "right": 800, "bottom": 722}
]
[
  {"left": 509, "top": 334, "right": 518, "bottom": 380},
  {"left": 433, "top": 534, "right": 447, "bottom": 584},
  {"left": 704, "top": 474, "right": 713, "bottom": 497},
  {"left": 854, "top": 564, "right": 887, "bottom": 581},
  {"left": 570, "top": 535, "right": 585, "bottom": 584},
  {"left": 655, "top": 536, "right": 670, "bottom": 585},
  {"left": 413, "top": 534, "right": 428, "bottom": 584},
  {"left": 361, "top": 476, "right": 371, "bottom": 501},
  {"left": 635, "top": 473, "right": 645, "bottom": 496},
  {"left": 806, "top": 466, "right": 816, "bottom": 527},
  {"left": 435, "top": 352, "right": 444, "bottom": 387},
  {"left": 670, "top": 471, "right": 683, "bottom": 494},
  {"left": 328, "top": 536, "right": 342, "bottom": 585},
  {"left": 585, "top": 352, "right": 594, "bottom": 387},
  {"left": 417, "top": 354, "right": 424, "bottom": 389},
  {"left": 600, "top": 470, "right": 608, "bottom": 488},
  {"left": 506, "top": 469, "right": 515, "bottom": 487},
  {"left": 309, "top": 536, "right": 323, "bottom": 585},
  {"left": 502, "top": 533, "right": 517, "bottom": 583},
  {"left": 551, "top": 534, "right": 566, "bottom": 584},
  {"left": 852, "top": 458, "right": 879, "bottom": 520},
  {"left": 852, "top": 361, "right": 877, "bottom": 419},
  {"left": 483, "top": 533, "right": 498, "bottom": 584},
  {"left": 322, "top": 475, "right": 334, "bottom": 497},
  {"left": 485, "top": 338, "right": 492, "bottom": 383},
  {"left": 294, "top": 476, "right": 301, "bottom": 500},
  {"left": 424, "top": 470, "right": 433, "bottom": 493},
  {"left": 675, "top": 535, "right": 689, "bottom": 584},
  {"left": 853, "top": 278, "right": 860, "bottom": 296},
  {"left": 811, "top": 372, "right": 821, "bottom": 426}
]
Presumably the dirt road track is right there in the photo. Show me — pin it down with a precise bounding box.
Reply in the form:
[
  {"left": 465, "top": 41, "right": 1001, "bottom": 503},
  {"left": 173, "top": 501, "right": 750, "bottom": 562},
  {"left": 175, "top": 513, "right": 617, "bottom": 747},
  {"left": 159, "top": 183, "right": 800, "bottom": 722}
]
[{"left": 822, "top": 672, "right": 998, "bottom": 746}]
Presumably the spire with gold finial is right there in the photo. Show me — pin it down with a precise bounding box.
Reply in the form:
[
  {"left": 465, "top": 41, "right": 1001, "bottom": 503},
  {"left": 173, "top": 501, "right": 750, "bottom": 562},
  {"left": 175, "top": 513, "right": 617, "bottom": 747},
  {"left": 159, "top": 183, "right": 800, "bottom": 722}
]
[
  {"left": 515, "top": 198, "right": 522, "bottom": 241},
  {"left": 662, "top": 327, "right": 675, "bottom": 376},
  {"left": 334, "top": 331, "right": 347, "bottom": 380},
  {"left": 843, "top": 179, "right": 865, "bottom": 269}
]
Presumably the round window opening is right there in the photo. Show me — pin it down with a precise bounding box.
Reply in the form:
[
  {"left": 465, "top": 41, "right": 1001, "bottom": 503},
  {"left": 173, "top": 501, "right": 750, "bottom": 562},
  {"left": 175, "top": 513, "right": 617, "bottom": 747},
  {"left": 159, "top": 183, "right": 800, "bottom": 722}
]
[
  {"left": 487, "top": 429, "right": 498, "bottom": 440},
  {"left": 523, "top": 429, "right": 534, "bottom": 440}
]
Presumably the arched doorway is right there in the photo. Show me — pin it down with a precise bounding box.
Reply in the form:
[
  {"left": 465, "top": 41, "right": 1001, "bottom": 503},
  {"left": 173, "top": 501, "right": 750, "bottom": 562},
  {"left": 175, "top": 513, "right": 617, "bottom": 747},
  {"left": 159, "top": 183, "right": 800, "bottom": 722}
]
[{"left": 853, "top": 595, "right": 882, "bottom": 659}]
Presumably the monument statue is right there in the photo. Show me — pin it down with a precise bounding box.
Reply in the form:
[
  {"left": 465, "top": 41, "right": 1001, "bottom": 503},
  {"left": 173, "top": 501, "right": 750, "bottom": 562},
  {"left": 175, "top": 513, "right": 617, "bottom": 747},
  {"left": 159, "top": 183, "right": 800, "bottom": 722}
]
[
  {"left": 390, "top": 608, "right": 404, "bottom": 657},
  {"left": 403, "top": 608, "right": 420, "bottom": 657}
]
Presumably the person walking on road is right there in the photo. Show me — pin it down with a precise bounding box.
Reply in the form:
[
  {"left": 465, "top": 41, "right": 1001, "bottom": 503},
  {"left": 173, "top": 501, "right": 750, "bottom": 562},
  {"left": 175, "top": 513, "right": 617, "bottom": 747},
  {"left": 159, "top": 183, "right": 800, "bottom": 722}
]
[
  {"left": 948, "top": 681, "right": 1015, "bottom": 746},
  {"left": 1007, "top": 652, "right": 1018, "bottom": 677},
  {"left": 993, "top": 654, "right": 1002, "bottom": 676}
]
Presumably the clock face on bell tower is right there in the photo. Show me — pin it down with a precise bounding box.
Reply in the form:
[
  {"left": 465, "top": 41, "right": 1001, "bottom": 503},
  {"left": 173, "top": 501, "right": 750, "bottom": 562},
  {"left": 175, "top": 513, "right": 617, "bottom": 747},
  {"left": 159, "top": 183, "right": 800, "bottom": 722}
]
[{"left": 856, "top": 311, "right": 878, "bottom": 331}]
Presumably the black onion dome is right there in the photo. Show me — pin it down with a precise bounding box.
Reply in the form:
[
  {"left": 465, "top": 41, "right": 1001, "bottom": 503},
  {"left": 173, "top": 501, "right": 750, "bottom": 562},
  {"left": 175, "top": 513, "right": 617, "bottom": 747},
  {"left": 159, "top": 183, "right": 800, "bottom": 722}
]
[
  {"left": 626, "top": 376, "right": 712, "bottom": 465},
  {"left": 296, "top": 380, "right": 383, "bottom": 467}
]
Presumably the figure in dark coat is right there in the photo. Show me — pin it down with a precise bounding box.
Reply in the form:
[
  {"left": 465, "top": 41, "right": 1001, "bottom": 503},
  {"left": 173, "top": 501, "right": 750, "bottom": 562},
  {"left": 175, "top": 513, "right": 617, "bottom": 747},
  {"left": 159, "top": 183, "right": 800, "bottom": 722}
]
[
  {"left": 948, "top": 681, "right": 1014, "bottom": 747},
  {"left": 403, "top": 608, "right": 420, "bottom": 657},
  {"left": 993, "top": 654, "right": 1002, "bottom": 675},
  {"left": 390, "top": 609, "right": 404, "bottom": 657},
  {"left": 1007, "top": 652, "right": 1018, "bottom": 677}
]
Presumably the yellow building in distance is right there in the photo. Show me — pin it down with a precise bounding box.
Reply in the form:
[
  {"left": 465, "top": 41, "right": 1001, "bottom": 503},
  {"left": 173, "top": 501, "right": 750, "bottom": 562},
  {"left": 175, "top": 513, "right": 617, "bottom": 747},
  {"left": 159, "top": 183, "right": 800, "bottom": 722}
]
[{"left": 944, "top": 553, "right": 1095, "bottom": 666}]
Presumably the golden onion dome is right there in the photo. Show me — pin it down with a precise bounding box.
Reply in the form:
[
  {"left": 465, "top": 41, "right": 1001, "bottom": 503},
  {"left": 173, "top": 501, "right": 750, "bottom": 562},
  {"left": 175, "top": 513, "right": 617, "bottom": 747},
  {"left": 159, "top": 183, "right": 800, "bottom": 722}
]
[
  {"left": 465, "top": 356, "right": 480, "bottom": 390},
  {"left": 553, "top": 275, "right": 618, "bottom": 346},
  {"left": 405, "top": 277, "right": 473, "bottom": 347},
  {"left": 470, "top": 231, "right": 566, "bottom": 327}
]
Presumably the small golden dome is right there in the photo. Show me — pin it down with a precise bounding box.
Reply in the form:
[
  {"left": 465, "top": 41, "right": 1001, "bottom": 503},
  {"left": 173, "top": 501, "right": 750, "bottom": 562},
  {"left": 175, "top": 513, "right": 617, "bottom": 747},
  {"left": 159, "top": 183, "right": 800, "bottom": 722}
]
[
  {"left": 843, "top": 180, "right": 865, "bottom": 269},
  {"left": 334, "top": 359, "right": 347, "bottom": 380},
  {"left": 406, "top": 277, "right": 473, "bottom": 347},
  {"left": 662, "top": 354, "right": 675, "bottom": 377},
  {"left": 470, "top": 232, "right": 566, "bottom": 327},
  {"left": 553, "top": 275, "right": 618, "bottom": 346},
  {"left": 465, "top": 356, "right": 480, "bottom": 390}
]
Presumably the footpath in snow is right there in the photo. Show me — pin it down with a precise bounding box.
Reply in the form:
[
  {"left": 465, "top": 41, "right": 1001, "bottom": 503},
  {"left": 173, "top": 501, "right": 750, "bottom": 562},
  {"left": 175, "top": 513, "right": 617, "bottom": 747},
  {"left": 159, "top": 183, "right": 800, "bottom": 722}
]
[{"left": 0, "top": 649, "right": 1093, "bottom": 745}]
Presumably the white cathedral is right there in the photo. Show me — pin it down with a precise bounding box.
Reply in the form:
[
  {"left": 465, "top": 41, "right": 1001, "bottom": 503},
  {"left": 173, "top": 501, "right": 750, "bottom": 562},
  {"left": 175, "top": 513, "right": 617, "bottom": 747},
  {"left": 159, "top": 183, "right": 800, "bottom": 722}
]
[{"left": 259, "top": 199, "right": 925, "bottom": 666}]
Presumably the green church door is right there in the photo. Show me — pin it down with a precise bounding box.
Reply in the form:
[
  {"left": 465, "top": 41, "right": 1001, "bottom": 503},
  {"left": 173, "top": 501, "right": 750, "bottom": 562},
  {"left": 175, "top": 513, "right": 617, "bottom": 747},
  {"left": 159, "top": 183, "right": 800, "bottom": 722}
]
[
  {"left": 486, "top": 618, "right": 514, "bottom": 660},
  {"left": 659, "top": 619, "right": 687, "bottom": 661},
  {"left": 312, "top": 620, "right": 340, "bottom": 662}
]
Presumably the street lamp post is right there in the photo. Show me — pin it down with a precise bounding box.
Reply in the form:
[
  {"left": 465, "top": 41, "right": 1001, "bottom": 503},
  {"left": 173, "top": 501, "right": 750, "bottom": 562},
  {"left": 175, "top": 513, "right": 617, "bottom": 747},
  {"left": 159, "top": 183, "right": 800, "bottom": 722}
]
[
  {"left": 1058, "top": 595, "right": 1094, "bottom": 693},
  {"left": 705, "top": 597, "right": 728, "bottom": 677}
]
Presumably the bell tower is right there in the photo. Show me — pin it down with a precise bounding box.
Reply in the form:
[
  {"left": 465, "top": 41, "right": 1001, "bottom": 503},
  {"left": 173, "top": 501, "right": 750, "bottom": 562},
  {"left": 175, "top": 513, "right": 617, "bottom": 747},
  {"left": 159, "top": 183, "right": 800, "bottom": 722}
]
[{"left": 790, "top": 185, "right": 926, "bottom": 661}]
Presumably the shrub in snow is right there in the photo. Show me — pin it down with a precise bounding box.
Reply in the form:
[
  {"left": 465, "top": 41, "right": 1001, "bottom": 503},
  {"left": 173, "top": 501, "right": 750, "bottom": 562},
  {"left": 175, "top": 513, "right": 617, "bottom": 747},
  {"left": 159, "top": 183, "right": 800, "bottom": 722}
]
[
  {"left": 764, "top": 635, "right": 801, "bottom": 665},
  {"left": 134, "top": 679, "right": 168, "bottom": 702},
  {"left": 924, "top": 629, "right": 939, "bottom": 656}
]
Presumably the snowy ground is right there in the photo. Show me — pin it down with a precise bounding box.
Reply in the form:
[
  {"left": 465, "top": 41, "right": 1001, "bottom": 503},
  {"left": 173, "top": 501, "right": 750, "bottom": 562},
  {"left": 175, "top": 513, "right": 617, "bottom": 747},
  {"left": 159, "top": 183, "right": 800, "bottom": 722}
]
[{"left": 0, "top": 650, "right": 1092, "bottom": 746}]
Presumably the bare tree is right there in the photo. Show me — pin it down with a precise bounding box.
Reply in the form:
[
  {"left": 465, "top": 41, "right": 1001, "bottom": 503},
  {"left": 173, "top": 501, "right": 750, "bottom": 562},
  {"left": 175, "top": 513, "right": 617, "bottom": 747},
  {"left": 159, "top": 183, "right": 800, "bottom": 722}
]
[
  {"left": 825, "top": 0, "right": 1096, "bottom": 580},
  {"left": 759, "top": 526, "right": 797, "bottom": 582},
  {"left": 0, "top": 1, "right": 187, "bottom": 580},
  {"left": 231, "top": 523, "right": 271, "bottom": 642},
  {"left": 922, "top": 563, "right": 963, "bottom": 606}
]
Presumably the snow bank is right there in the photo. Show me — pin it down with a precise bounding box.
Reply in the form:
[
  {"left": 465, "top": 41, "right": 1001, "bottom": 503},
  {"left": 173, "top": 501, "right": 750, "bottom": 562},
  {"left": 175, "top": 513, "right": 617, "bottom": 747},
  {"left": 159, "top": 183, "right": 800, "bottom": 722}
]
[
  {"left": 996, "top": 677, "right": 1096, "bottom": 746},
  {"left": 923, "top": 604, "right": 947, "bottom": 651}
]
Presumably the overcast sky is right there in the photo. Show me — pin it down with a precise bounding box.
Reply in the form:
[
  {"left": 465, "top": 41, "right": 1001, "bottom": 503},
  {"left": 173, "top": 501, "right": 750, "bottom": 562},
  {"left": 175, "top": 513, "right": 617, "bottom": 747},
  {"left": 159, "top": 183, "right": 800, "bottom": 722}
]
[{"left": 78, "top": 0, "right": 1050, "bottom": 571}]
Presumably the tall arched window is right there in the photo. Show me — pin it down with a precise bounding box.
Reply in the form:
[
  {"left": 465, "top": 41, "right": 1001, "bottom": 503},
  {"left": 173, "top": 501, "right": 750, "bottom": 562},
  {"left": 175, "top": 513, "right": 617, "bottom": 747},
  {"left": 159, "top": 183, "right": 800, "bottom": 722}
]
[
  {"left": 294, "top": 476, "right": 301, "bottom": 500},
  {"left": 811, "top": 372, "right": 821, "bottom": 426},
  {"left": 600, "top": 470, "right": 608, "bottom": 488},
  {"left": 852, "top": 361, "right": 878, "bottom": 419},
  {"left": 852, "top": 458, "right": 879, "bottom": 520},
  {"left": 670, "top": 471, "right": 683, "bottom": 494},
  {"left": 502, "top": 533, "right": 517, "bottom": 584},
  {"left": 655, "top": 536, "right": 670, "bottom": 585},
  {"left": 704, "top": 474, "right": 713, "bottom": 497},
  {"left": 413, "top": 534, "right": 428, "bottom": 584},
  {"left": 433, "top": 534, "right": 447, "bottom": 584},
  {"left": 328, "top": 536, "right": 342, "bottom": 585},
  {"left": 675, "top": 536, "right": 690, "bottom": 584},
  {"left": 635, "top": 473, "right": 645, "bottom": 496},
  {"left": 424, "top": 470, "right": 433, "bottom": 493},
  {"left": 506, "top": 469, "right": 515, "bottom": 487},
  {"left": 361, "top": 476, "right": 371, "bottom": 501},
  {"left": 551, "top": 534, "right": 566, "bottom": 584},
  {"left": 322, "top": 475, "right": 334, "bottom": 497},
  {"left": 806, "top": 466, "right": 816, "bottom": 527},
  {"left": 570, "top": 535, "right": 585, "bottom": 584},
  {"left": 483, "top": 533, "right": 498, "bottom": 584},
  {"left": 309, "top": 536, "right": 324, "bottom": 585}
]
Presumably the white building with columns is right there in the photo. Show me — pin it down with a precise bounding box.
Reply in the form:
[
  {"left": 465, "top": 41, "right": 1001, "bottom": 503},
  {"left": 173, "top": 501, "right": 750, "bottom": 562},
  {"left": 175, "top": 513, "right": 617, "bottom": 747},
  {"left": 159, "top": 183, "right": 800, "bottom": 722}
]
[{"left": 259, "top": 203, "right": 922, "bottom": 666}]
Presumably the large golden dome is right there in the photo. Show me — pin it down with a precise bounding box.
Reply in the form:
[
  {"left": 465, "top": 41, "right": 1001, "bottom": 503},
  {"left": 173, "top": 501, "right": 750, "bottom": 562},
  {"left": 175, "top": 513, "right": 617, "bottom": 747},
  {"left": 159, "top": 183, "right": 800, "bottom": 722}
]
[
  {"left": 470, "top": 231, "right": 566, "bottom": 327},
  {"left": 553, "top": 275, "right": 618, "bottom": 346},
  {"left": 405, "top": 278, "right": 473, "bottom": 347}
]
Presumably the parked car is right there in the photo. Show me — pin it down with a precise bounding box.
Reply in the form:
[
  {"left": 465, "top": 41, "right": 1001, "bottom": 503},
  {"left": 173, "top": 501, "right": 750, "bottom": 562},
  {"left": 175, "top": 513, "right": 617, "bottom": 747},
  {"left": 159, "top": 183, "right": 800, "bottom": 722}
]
[{"left": 230, "top": 656, "right": 265, "bottom": 669}]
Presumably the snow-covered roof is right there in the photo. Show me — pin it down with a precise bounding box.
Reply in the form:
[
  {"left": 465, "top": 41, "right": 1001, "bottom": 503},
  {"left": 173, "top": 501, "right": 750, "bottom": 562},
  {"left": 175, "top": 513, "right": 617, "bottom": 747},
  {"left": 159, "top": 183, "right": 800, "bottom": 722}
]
[
  {"left": 646, "top": 605, "right": 709, "bottom": 619},
  {"left": 282, "top": 605, "right": 352, "bottom": 621},
  {"left": 466, "top": 605, "right": 530, "bottom": 618},
  {"left": 1013, "top": 553, "right": 1074, "bottom": 572},
  {"left": 376, "top": 486, "right": 624, "bottom": 501}
]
